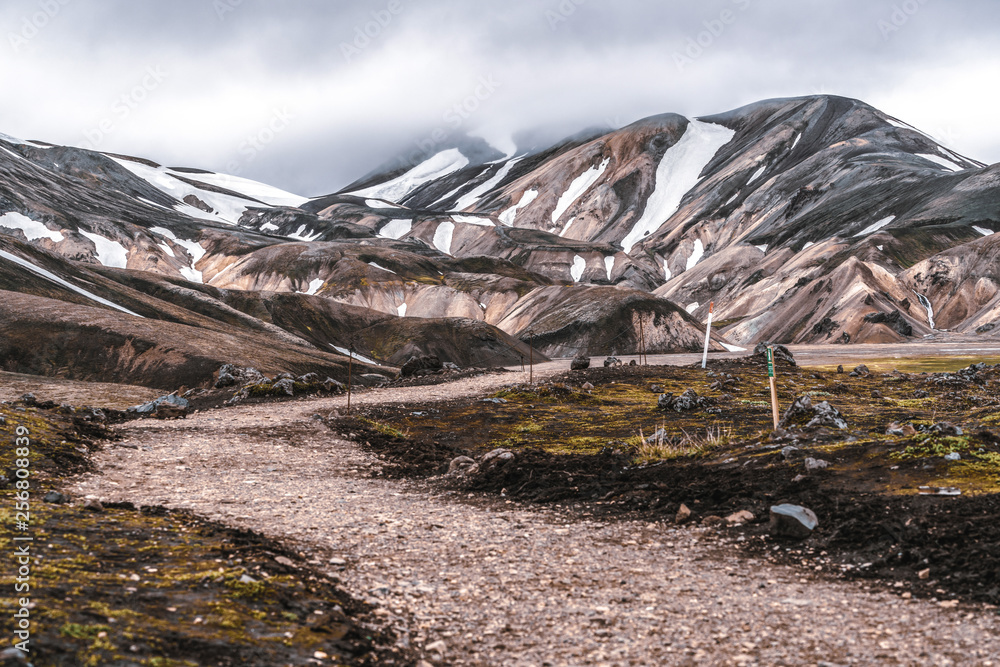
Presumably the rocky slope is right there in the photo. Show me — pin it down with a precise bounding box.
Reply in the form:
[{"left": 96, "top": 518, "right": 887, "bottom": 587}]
[{"left": 1, "top": 94, "right": 997, "bottom": 388}]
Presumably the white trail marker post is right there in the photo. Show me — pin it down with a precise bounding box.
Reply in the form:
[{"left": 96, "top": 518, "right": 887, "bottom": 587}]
[
  {"left": 767, "top": 346, "right": 780, "bottom": 429},
  {"left": 701, "top": 302, "right": 714, "bottom": 369}
]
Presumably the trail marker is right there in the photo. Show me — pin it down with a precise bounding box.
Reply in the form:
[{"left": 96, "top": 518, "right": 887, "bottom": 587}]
[
  {"left": 767, "top": 345, "right": 779, "bottom": 429},
  {"left": 638, "top": 315, "right": 647, "bottom": 366},
  {"left": 346, "top": 345, "right": 354, "bottom": 415},
  {"left": 701, "top": 302, "right": 714, "bottom": 369}
]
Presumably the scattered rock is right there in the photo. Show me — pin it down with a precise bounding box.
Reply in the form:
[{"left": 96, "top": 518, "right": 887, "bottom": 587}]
[
  {"left": 675, "top": 503, "right": 693, "bottom": 524},
  {"left": 751, "top": 342, "right": 796, "bottom": 366},
  {"left": 322, "top": 377, "right": 346, "bottom": 393},
  {"left": 570, "top": 355, "right": 591, "bottom": 371},
  {"left": 19, "top": 393, "right": 36, "bottom": 406},
  {"left": 82, "top": 498, "right": 104, "bottom": 513},
  {"left": 944, "top": 452, "right": 961, "bottom": 461},
  {"left": 272, "top": 378, "right": 296, "bottom": 396},
  {"left": 781, "top": 446, "right": 801, "bottom": 460},
  {"left": 837, "top": 365, "right": 844, "bottom": 374},
  {"left": 480, "top": 448, "right": 514, "bottom": 472},
  {"left": 581, "top": 382, "right": 594, "bottom": 392},
  {"left": 296, "top": 372, "right": 320, "bottom": 385},
  {"left": 931, "top": 422, "right": 963, "bottom": 436},
  {"left": 849, "top": 364, "right": 870, "bottom": 377},
  {"left": 603, "top": 356, "right": 622, "bottom": 367},
  {"left": 214, "top": 372, "right": 236, "bottom": 388},
  {"left": 128, "top": 394, "right": 190, "bottom": 419},
  {"left": 43, "top": 491, "right": 68, "bottom": 504},
  {"left": 778, "top": 395, "right": 848, "bottom": 430},
  {"left": 0, "top": 647, "right": 28, "bottom": 665},
  {"left": 726, "top": 510, "right": 754, "bottom": 525},
  {"left": 701, "top": 515, "right": 724, "bottom": 527},
  {"left": 650, "top": 384, "right": 663, "bottom": 394},
  {"left": 913, "top": 390, "right": 930, "bottom": 399},
  {"left": 886, "top": 422, "right": 917, "bottom": 436},
  {"left": 870, "top": 390, "right": 883, "bottom": 399},
  {"left": 657, "top": 389, "right": 711, "bottom": 412},
  {"left": 447, "top": 456, "right": 478, "bottom": 476},
  {"left": 629, "top": 359, "right": 637, "bottom": 366},
  {"left": 769, "top": 504, "right": 818, "bottom": 539},
  {"left": 976, "top": 323, "right": 996, "bottom": 334},
  {"left": 804, "top": 457, "right": 830, "bottom": 471},
  {"left": 918, "top": 568, "right": 931, "bottom": 580},
  {"left": 425, "top": 640, "right": 447, "bottom": 654},
  {"left": 400, "top": 355, "right": 444, "bottom": 378},
  {"left": 359, "top": 373, "right": 390, "bottom": 385}
]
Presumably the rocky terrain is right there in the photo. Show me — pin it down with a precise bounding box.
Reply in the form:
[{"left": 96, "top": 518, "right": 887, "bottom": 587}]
[{"left": 3, "top": 95, "right": 999, "bottom": 390}]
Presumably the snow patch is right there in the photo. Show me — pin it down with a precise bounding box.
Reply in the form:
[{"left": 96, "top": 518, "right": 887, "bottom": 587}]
[
  {"left": 366, "top": 199, "right": 405, "bottom": 209},
  {"left": 551, "top": 158, "right": 610, "bottom": 224},
  {"left": 877, "top": 245, "right": 884, "bottom": 251},
  {"left": 604, "top": 256, "right": 615, "bottom": 281},
  {"left": 791, "top": 133, "right": 802, "bottom": 150},
  {"left": 853, "top": 215, "right": 896, "bottom": 237},
  {"left": 570, "top": 255, "right": 586, "bottom": 283},
  {"left": 916, "top": 153, "right": 963, "bottom": 172},
  {"left": 454, "top": 159, "right": 521, "bottom": 210},
  {"left": 0, "top": 132, "right": 25, "bottom": 145},
  {"left": 663, "top": 259, "right": 672, "bottom": 282},
  {"left": 350, "top": 149, "right": 469, "bottom": 203},
  {"left": 79, "top": 231, "right": 128, "bottom": 268},
  {"left": 379, "top": 219, "right": 412, "bottom": 240},
  {"left": 260, "top": 222, "right": 279, "bottom": 232},
  {"left": 288, "top": 225, "right": 321, "bottom": 242},
  {"left": 721, "top": 343, "right": 747, "bottom": 353},
  {"left": 0, "top": 249, "right": 141, "bottom": 317},
  {"left": 747, "top": 164, "right": 767, "bottom": 185},
  {"left": 686, "top": 239, "right": 704, "bottom": 271},
  {"left": 330, "top": 345, "right": 379, "bottom": 366},
  {"left": 724, "top": 193, "right": 739, "bottom": 206},
  {"left": 620, "top": 119, "right": 735, "bottom": 253},
  {"left": 558, "top": 217, "right": 577, "bottom": 238},
  {"left": 452, "top": 215, "right": 495, "bottom": 227},
  {"left": 0, "top": 212, "right": 64, "bottom": 242},
  {"left": 397, "top": 303, "right": 407, "bottom": 317},
  {"left": 304, "top": 279, "right": 324, "bottom": 296},
  {"left": 368, "top": 262, "right": 396, "bottom": 274},
  {"left": 175, "top": 171, "right": 307, "bottom": 208},
  {"left": 157, "top": 243, "right": 175, "bottom": 257},
  {"left": 150, "top": 227, "right": 206, "bottom": 283},
  {"left": 973, "top": 225, "right": 994, "bottom": 236},
  {"left": 803, "top": 241, "right": 815, "bottom": 250},
  {"left": 686, "top": 302, "right": 700, "bottom": 314},
  {"left": 499, "top": 189, "right": 538, "bottom": 227},
  {"left": 755, "top": 244, "right": 768, "bottom": 254},
  {"left": 433, "top": 221, "right": 455, "bottom": 255}
]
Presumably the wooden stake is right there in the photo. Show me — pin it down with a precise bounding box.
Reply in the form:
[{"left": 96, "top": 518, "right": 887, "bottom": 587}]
[
  {"left": 767, "top": 345, "right": 779, "bottom": 429},
  {"left": 346, "top": 347, "right": 353, "bottom": 415},
  {"left": 528, "top": 331, "right": 534, "bottom": 384},
  {"left": 638, "top": 315, "right": 647, "bottom": 366},
  {"left": 701, "top": 302, "right": 714, "bottom": 369}
]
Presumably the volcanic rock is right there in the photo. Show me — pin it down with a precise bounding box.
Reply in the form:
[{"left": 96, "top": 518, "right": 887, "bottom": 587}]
[
  {"left": 769, "top": 504, "right": 819, "bottom": 539},
  {"left": 400, "top": 354, "right": 444, "bottom": 378},
  {"left": 570, "top": 355, "right": 591, "bottom": 371},
  {"left": 778, "top": 395, "right": 848, "bottom": 430}
]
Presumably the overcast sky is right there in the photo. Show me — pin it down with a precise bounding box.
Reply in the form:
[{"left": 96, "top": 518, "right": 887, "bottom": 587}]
[{"left": 2, "top": 0, "right": 998, "bottom": 196}]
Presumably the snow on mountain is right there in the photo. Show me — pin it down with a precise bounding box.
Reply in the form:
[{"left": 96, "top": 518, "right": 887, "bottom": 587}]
[
  {"left": 499, "top": 189, "right": 538, "bottom": 227},
  {"left": 0, "top": 212, "right": 64, "bottom": 242},
  {"left": 79, "top": 230, "right": 129, "bottom": 268},
  {"left": 619, "top": 119, "right": 735, "bottom": 253},
  {"left": 433, "top": 220, "right": 456, "bottom": 255},
  {"left": 454, "top": 159, "right": 521, "bottom": 211},
  {"left": 552, "top": 158, "right": 611, "bottom": 225},
  {"left": 350, "top": 149, "right": 470, "bottom": 203}
]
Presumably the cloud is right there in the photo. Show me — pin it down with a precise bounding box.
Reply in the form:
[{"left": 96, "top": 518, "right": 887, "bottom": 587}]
[{"left": 0, "top": 0, "right": 998, "bottom": 194}]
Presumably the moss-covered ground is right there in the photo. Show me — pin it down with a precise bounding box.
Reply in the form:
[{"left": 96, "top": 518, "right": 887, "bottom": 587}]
[{"left": 0, "top": 401, "right": 409, "bottom": 666}]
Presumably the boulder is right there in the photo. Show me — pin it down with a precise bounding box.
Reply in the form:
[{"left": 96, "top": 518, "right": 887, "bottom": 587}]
[
  {"left": 322, "top": 377, "right": 346, "bottom": 393},
  {"left": 886, "top": 422, "right": 917, "bottom": 436},
  {"left": 400, "top": 354, "right": 444, "bottom": 378},
  {"left": 571, "top": 355, "right": 591, "bottom": 371},
  {"left": 751, "top": 342, "right": 796, "bottom": 367},
  {"left": 272, "top": 378, "right": 295, "bottom": 396},
  {"left": 778, "top": 395, "right": 848, "bottom": 430},
  {"left": 804, "top": 457, "right": 829, "bottom": 471},
  {"left": 769, "top": 504, "right": 818, "bottom": 539},
  {"left": 658, "top": 389, "right": 709, "bottom": 412},
  {"left": 931, "top": 422, "right": 963, "bottom": 436},
  {"left": 726, "top": 510, "right": 754, "bottom": 525},
  {"left": 447, "top": 456, "right": 478, "bottom": 476},
  {"left": 675, "top": 503, "right": 693, "bottom": 524},
  {"left": 480, "top": 448, "right": 515, "bottom": 472},
  {"left": 128, "top": 394, "right": 190, "bottom": 419},
  {"left": 603, "top": 356, "right": 623, "bottom": 367},
  {"left": 849, "top": 364, "right": 870, "bottom": 377}
]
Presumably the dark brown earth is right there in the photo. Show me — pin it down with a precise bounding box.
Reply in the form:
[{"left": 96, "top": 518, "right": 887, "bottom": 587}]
[{"left": 337, "top": 355, "right": 1000, "bottom": 608}]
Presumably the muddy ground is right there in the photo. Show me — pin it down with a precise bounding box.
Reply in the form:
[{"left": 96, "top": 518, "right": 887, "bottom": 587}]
[{"left": 337, "top": 354, "right": 1000, "bottom": 608}]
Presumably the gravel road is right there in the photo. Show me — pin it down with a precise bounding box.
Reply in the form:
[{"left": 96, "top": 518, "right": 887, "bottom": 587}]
[{"left": 68, "top": 368, "right": 1000, "bottom": 666}]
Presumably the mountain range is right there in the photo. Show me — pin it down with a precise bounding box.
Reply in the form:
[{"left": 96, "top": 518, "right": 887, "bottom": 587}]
[{"left": 1, "top": 94, "right": 997, "bottom": 388}]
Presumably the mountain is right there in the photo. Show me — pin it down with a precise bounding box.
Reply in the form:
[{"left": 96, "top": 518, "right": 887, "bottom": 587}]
[{"left": 0, "top": 95, "right": 997, "bottom": 388}]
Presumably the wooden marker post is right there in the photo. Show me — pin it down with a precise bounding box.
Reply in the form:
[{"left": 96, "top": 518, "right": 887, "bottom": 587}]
[
  {"left": 528, "top": 331, "right": 534, "bottom": 384},
  {"left": 701, "top": 302, "right": 714, "bottom": 369},
  {"left": 767, "top": 345, "right": 779, "bottom": 429},
  {"left": 346, "top": 346, "right": 353, "bottom": 415},
  {"left": 638, "top": 316, "right": 647, "bottom": 366}
]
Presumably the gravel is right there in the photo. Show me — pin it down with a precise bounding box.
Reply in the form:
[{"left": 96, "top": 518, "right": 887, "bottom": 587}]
[{"left": 68, "top": 366, "right": 1000, "bottom": 666}]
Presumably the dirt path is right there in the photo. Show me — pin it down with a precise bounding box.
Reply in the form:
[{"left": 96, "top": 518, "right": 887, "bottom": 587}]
[{"left": 68, "top": 369, "right": 1000, "bottom": 666}]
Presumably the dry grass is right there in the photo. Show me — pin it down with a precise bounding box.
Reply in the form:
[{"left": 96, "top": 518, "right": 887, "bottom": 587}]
[{"left": 632, "top": 423, "right": 732, "bottom": 465}]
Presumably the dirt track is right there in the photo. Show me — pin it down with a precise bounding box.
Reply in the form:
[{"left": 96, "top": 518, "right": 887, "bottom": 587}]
[{"left": 66, "top": 362, "right": 1000, "bottom": 666}]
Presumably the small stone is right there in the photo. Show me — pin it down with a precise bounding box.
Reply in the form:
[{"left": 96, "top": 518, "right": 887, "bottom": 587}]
[
  {"left": 314, "top": 651, "right": 329, "bottom": 659},
  {"left": 837, "top": 365, "right": 844, "bottom": 373},
  {"left": 571, "top": 355, "right": 591, "bottom": 371},
  {"left": 944, "top": 452, "right": 961, "bottom": 461},
  {"left": 913, "top": 390, "right": 930, "bottom": 399},
  {"left": 701, "top": 515, "right": 724, "bottom": 527},
  {"left": 675, "top": 503, "right": 692, "bottom": 524},
  {"left": 769, "top": 504, "right": 818, "bottom": 539},
  {"left": 581, "top": 382, "right": 594, "bottom": 391},
  {"left": 791, "top": 474, "right": 807, "bottom": 483},
  {"left": 425, "top": 640, "right": 447, "bottom": 653},
  {"left": 650, "top": 385, "right": 663, "bottom": 394},
  {"left": 804, "top": 457, "right": 829, "bottom": 471},
  {"left": 918, "top": 568, "right": 931, "bottom": 580},
  {"left": 931, "top": 422, "right": 963, "bottom": 437},
  {"left": 239, "top": 574, "right": 257, "bottom": 584},
  {"left": 0, "top": 647, "right": 29, "bottom": 664},
  {"left": 448, "top": 456, "right": 477, "bottom": 475},
  {"left": 328, "top": 557, "right": 347, "bottom": 566},
  {"left": 274, "top": 556, "right": 295, "bottom": 567},
  {"left": 902, "top": 592, "right": 912, "bottom": 599},
  {"left": 82, "top": 498, "right": 104, "bottom": 513},
  {"left": 781, "top": 446, "right": 800, "bottom": 460},
  {"left": 44, "top": 491, "right": 68, "bottom": 504},
  {"left": 726, "top": 510, "right": 754, "bottom": 525}
]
